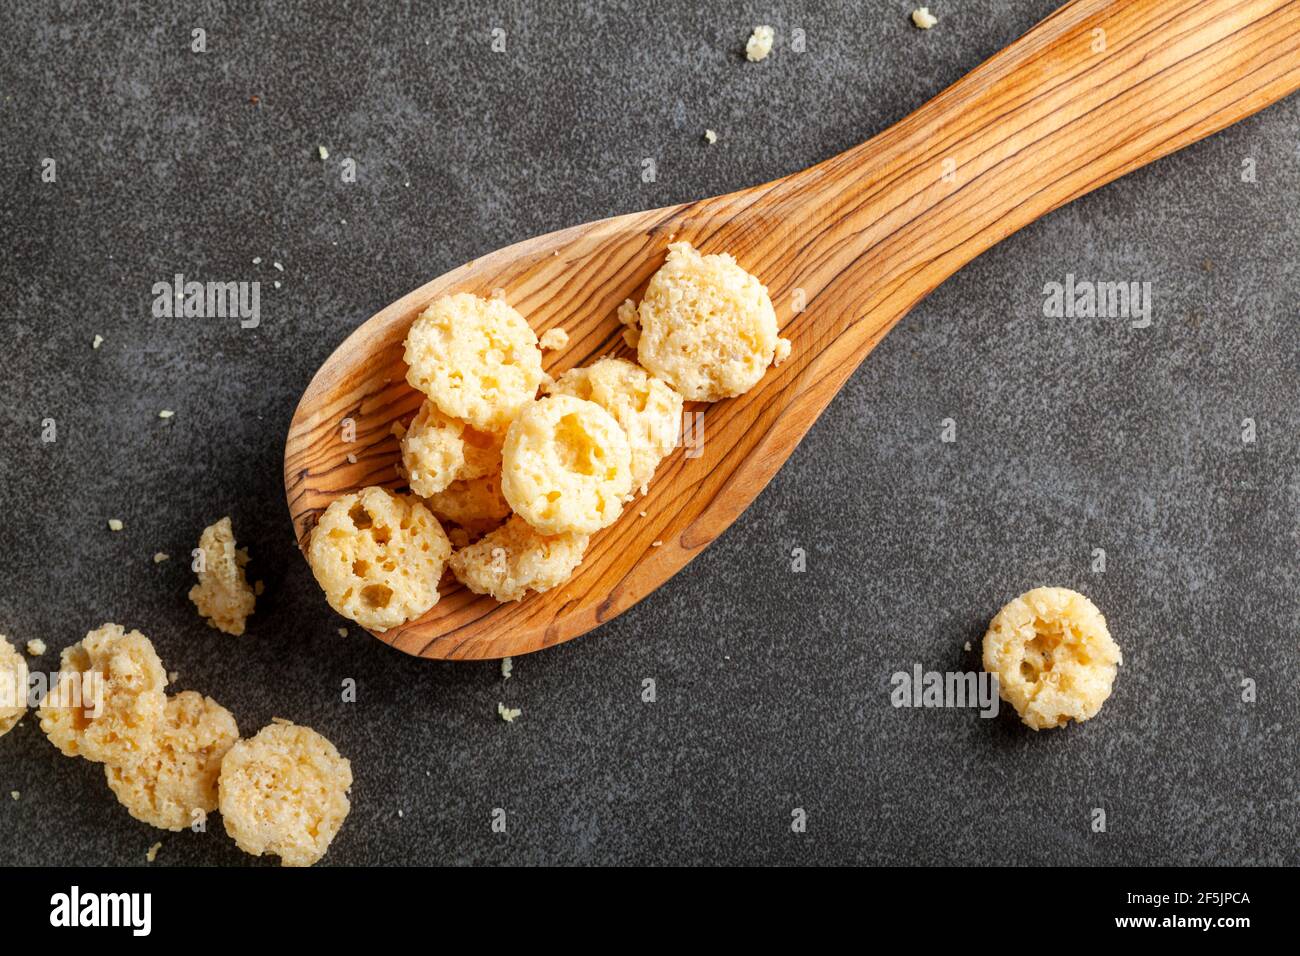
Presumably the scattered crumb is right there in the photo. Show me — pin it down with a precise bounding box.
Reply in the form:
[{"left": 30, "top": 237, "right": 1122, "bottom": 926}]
[
  {"left": 252, "top": 256, "right": 262, "bottom": 265},
  {"left": 9, "top": 791, "right": 18, "bottom": 801},
  {"left": 651, "top": 540, "right": 663, "bottom": 548},
  {"left": 773, "top": 337, "right": 792, "bottom": 367},
  {"left": 746, "top": 25, "right": 774, "bottom": 61},
  {"left": 146, "top": 842, "right": 162, "bottom": 862},
  {"left": 273, "top": 280, "right": 282, "bottom": 289},
  {"left": 25, "top": 639, "right": 45, "bottom": 657},
  {"left": 318, "top": 145, "right": 329, "bottom": 161},
  {"left": 964, "top": 641, "right": 972, "bottom": 652},
  {"left": 337, "top": 627, "right": 348, "bottom": 638},
  {"left": 497, "top": 702, "right": 522, "bottom": 723},
  {"left": 501, "top": 656, "right": 513, "bottom": 680},
  {"left": 704, "top": 129, "right": 718, "bottom": 145},
  {"left": 346, "top": 453, "right": 357, "bottom": 464},
  {"left": 158, "top": 409, "right": 174, "bottom": 420},
  {"left": 153, "top": 552, "right": 170, "bottom": 563},
  {"left": 912, "top": 7, "right": 938, "bottom": 29},
  {"left": 622, "top": 327, "right": 640, "bottom": 349},
  {"left": 254, "top": 580, "right": 265, "bottom": 596},
  {"left": 397, "top": 809, "right": 404, "bottom": 818},
  {"left": 273, "top": 261, "right": 284, "bottom": 272},
  {"left": 639, "top": 511, "right": 647, "bottom": 518},
  {"left": 92, "top": 334, "right": 104, "bottom": 350},
  {"left": 107, "top": 518, "right": 124, "bottom": 532},
  {"left": 538, "top": 327, "right": 569, "bottom": 350}
]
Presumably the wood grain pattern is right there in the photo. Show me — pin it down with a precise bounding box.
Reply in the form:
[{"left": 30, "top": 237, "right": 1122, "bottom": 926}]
[{"left": 285, "top": 0, "right": 1300, "bottom": 659}]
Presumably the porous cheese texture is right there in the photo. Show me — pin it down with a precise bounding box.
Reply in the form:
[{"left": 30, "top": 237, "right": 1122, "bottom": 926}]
[
  {"left": 547, "top": 357, "right": 683, "bottom": 494},
  {"left": 449, "top": 515, "right": 589, "bottom": 602},
  {"left": 105, "top": 691, "right": 239, "bottom": 831},
  {"left": 501, "top": 394, "right": 633, "bottom": 535},
  {"left": 635, "top": 241, "right": 780, "bottom": 401},
  {"left": 399, "top": 400, "right": 503, "bottom": 498},
  {"left": 307, "top": 487, "right": 451, "bottom": 631},
  {"left": 0, "top": 636, "right": 28, "bottom": 738},
  {"left": 188, "top": 516, "right": 256, "bottom": 636},
  {"left": 219, "top": 720, "right": 352, "bottom": 868},
  {"left": 746, "top": 25, "right": 774, "bottom": 61},
  {"left": 403, "top": 292, "right": 544, "bottom": 432},
  {"left": 424, "top": 472, "right": 512, "bottom": 536},
  {"left": 982, "top": 587, "right": 1122, "bottom": 731},
  {"left": 38, "top": 623, "right": 168, "bottom": 765}
]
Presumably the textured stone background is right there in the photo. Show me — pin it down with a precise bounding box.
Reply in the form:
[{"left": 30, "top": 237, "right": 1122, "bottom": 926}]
[{"left": 1, "top": 0, "right": 1296, "bottom": 866}]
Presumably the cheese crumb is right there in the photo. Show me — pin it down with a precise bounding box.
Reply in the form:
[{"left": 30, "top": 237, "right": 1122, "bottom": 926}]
[
  {"left": 746, "top": 25, "right": 774, "bottom": 61},
  {"left": 963, "top": 641, "right": 972, "bottom": 652},
  {"left": 538, "top": 327, "right": 569, "bottom": 350},
  {"left": 146, "top": 842, "right": 162, "bottom": 862},
  {"left": 912, "top": 7, "right": 938, "bottom": 29},
  {"left": 704, "top": 129, "right": 718, "bottom": 145},
  {"left": 346, "top": 452, "right": 357, "bottom": 464},
  {"left": 338, "top": 627, "right": 348, "bottom": 637},
  {"left": 153, "top": 552, "right": 169, "bottom": 563},
  {"left": 773, "top": 338, "right": 792, "bottom": 367},
  {"left": 318, "top": 145, "right": 329, "bottom": 161},
  {"left": 107, "top": 518, "right": 124, "bottom": 532},
  {"left": 158, "top": 410, "right": 174, "bottom": 420},
  {"left": 92, "top": 334, "right": 104, "bottom": 349},
  {"left": 497, "top": 702, "right": 521, "bottom": 723},
  {"left": 273, "top": 261, "right": 284, "bottom": 272},
  {"left": 502, "top": 656, "right": 513, "bottom": 680},
  {"left": 25, "top": 640, "right": 45, "bottom": 657},
  {"left": 9, "top": 791, "right": 17, "bottom": 801}
]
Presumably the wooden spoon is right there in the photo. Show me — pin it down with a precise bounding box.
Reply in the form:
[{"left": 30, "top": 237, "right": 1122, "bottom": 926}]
[{"left": 285, "top": 0, "right": 1300, "bottom": 660}]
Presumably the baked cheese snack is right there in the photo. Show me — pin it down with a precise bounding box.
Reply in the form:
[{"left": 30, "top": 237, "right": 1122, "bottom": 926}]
[
  {"left": 399, "top": 400, "right": 504, "bottom": 498},
  {"left": 982, "top": 586, "right": 1122, "bottom": 731},
  {"left": 105, "top": 691, "right": 239, "bottom": 831},
  {"left": 449, "top": 514, "right": 588, "bottom": 602},
  {"left": 404, "top": 292, "right": 544, "bottom": 432},
  {"left": 501, "top": 394, "right": 633, "bottom": 535},
  {"left": 0, "top": 636, "right": 27, "bottom": 739},
  {"left": 307, "top": 487, "right": 451, "bottom": 631},
  {"left": 188, "top": 516, "right": 256, "bottom": 636},
  {"left": 219, "top": 719, "right": 352, "bottom": 867},
  {"left": 38, "top": 623, "right": 169, "bottom": 765},
  {"left": 634, "top": 241, "right": 783, "bottom": 401},
  {"left": 547, "top": 357, "right": 683, "bottom": 495}
]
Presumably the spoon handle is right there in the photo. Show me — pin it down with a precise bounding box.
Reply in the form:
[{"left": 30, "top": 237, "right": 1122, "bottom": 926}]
[{"left": 707, "top": 0, "right": 1300, "bottom": 405}]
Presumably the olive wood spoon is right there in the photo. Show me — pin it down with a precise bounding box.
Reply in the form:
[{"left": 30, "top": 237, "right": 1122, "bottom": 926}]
[{"left": 285, "top": 0, "right": 1300, "bottom": 659}]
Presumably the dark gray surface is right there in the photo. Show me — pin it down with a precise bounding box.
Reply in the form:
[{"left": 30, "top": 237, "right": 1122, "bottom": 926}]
[{"left": 1, "top": 0, "right": 1296, "bottom": 867}]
